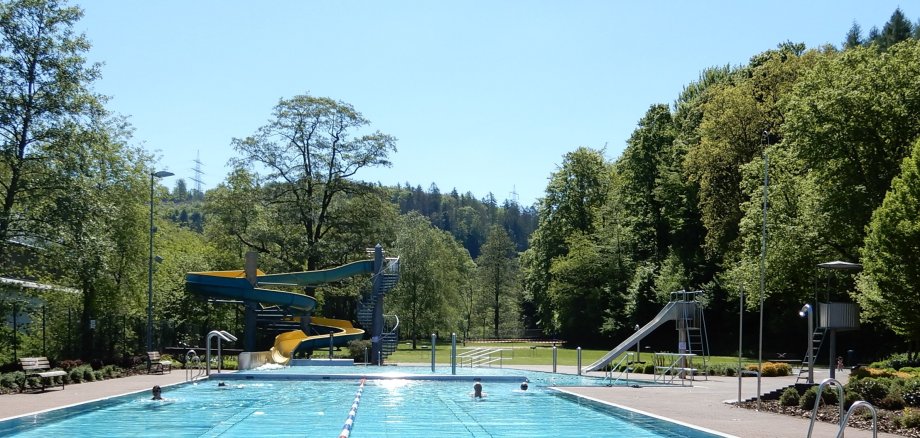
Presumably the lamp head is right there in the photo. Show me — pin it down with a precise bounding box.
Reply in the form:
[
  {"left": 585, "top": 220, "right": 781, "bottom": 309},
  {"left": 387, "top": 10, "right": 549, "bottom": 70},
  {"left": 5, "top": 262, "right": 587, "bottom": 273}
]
[
  {"left": 798, "top": 303, "right": 812, "bottom": 317},
  {"left": 152, "top": 170, "right": 174, "bottom": 178}
]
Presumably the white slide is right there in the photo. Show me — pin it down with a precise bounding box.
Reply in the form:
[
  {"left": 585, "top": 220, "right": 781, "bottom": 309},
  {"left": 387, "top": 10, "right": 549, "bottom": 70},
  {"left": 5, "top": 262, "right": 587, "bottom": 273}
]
[{"left": 582, "top": 301, "right": 681, "bottom": 373}]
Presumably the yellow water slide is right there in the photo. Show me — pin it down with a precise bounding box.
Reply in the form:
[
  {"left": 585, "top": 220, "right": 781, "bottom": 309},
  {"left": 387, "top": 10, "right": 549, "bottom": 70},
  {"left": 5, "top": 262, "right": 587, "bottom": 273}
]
[{"left": 269, "top": 316, "right": 365, "bottom": 364}]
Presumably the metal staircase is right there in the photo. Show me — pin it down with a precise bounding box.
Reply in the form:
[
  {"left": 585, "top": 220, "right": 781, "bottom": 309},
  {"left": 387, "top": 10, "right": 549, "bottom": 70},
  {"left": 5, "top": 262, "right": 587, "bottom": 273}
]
[
  {"left": 356, "top": 257, "right": 400, "bottom": 359},
  {"left": 796, "top": 327, "right": 827, "bottom": 384},
  {"left": 675, "top": 290, "right": 709, "bottom": 379}
]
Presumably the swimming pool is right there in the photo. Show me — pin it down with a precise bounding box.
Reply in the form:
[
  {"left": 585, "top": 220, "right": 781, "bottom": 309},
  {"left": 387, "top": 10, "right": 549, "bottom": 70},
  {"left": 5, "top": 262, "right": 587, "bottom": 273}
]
[{"left": 0, "top": 371, "right": 726, "bottom": 437}]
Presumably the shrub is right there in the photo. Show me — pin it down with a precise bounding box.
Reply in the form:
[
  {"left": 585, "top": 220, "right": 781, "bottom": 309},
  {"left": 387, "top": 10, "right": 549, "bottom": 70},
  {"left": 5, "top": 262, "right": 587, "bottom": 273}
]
[
  {"left": 848, "top": 378, "right": 893, "bottom": 406},
  {"left": 779, "top": 387, "right": 800, "bottom": 406},
  {"left": 1, "top": 371, "right": 24, "bottom": 391},
  {"left": 346, "top": 340, "right": 372, "bottom": 362},
  {"left": 903, "top": 378, "right": 920, "bottom": 407},
  {"left": 57, "top": 359, "right": 83, "bottom": 371},
  {"left": 642, "top": 363, "right": 656, "bottom": 374},
  {"left": 900, "top": 408, "right": 920, "bottom": 429},
  {"left": 69, "top": 368, "right": 82, "bottom": 383},
  {"left": 799, "top": 386, "right": 840, "bottom": 410},
  {"left": 93, "top": 370, "right": 104, "bottom": 381},
  {"left": 760, "top": 362, "right": 792, "bottom": 377},
  {"left": 724, "top": 366, "right": 736, "bottom": 377},
  {"left": 878, "top": 393, "right": 906, "bottom": 410},
  {"left": 25, "top": 375, "right": 40, "bottom": 389},
  {"left": 82, "top": 366, "right": 95, "bottom": 382}
]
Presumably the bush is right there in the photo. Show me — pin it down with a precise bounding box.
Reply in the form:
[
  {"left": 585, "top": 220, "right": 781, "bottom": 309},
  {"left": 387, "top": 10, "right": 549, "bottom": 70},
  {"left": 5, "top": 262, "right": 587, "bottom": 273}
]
[
  {"left": 872, "top": 353, "right": 920, "bottom": 371},
  {"left": 93, "top": 370, "right": 104, "bottom": 381},
  {"left": 902, "top": 378, "right": 920, "bottom": 407},
  {"left": 760, "top": 362, "right": 792, "bottom": 377},
  {"left": 69, "top": 368, "right": 83, "bottom": 383},
  {"left": 799, "top": 386, "right": 840, "bottom": 410},
  {"left": 346, "top": 340, "right": 372, "bottom": 362},
  {"left": 0, "top": 371, "right": 24, "bottom": 391},
  {"left": 779, "top": 387, "right": 800, "bottom": 407},
  {"left": 82, "top": 366, "right": 95, "bottom": 382},
  {"left": 57, "top": 359, "right": 83, "bottom": 371},
  {"left": 848, "top": 378, "right": 892, "bottom": 406},
  {"left": 900, "top": 408, "right": 920, "bottom": 429},
  {"left": 878, "top": 393, "right": 906, "bottom": 410}
]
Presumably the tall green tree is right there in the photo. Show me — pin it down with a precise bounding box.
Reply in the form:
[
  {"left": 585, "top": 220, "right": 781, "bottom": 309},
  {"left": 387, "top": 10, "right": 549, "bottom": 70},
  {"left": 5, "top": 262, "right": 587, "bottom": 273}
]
[
  {"left": 844, "top": 22, "right": 863, "bottom": 49},
  {"left": 476, "top": 225, "right": 519, "bottom": 338},
  {"left": 0, "top": 0, "right": 101, "bottom": 263},
  {"left": 522, "top": 147, "right": 610, "bottom": 336},
  {"left": 877, "top": 8, "right": 913, "bottom": 50},
  {"left": 228, "top": 94, "right": 397, "bottom": 271},
  {"left": 783, "top": 41, "right": 920, "bottom": 261},
  {"left": 856, "top": 138, "right": 920, "bottom": 357},
  {"left": 390, "top": 212, "right": 471, "bottom": 347},
  {"left": 618, "top": 104, "right": 675, "bottom": 262}
]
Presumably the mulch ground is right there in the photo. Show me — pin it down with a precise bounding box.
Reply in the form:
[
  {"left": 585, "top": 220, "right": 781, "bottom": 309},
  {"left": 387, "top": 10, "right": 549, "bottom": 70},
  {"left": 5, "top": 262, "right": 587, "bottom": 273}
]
[{"left": 738, "top": 399, "right": 920, "bottom": 437}]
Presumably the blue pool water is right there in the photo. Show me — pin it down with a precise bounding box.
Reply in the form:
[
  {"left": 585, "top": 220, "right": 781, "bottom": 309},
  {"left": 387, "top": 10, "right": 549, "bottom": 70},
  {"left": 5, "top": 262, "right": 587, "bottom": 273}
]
[{"left": 0, "top": 371, "right": 722, "bottom": 437}]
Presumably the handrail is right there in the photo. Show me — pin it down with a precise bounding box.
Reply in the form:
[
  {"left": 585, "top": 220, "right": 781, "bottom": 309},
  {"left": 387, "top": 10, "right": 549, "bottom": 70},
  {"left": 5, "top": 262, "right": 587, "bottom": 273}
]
[
  {"left": 807, "top": 378, "right": 846, "bottom": 438},
  {"left": 837, "top": 401, "right": 877, "bottom": 438},
  {"left": 185, "top": 349, "right": 203, "bottom": 381},
  {"left": 206, "top": 330, "right": 238, "bottom": 375},
  {"left": 605, "top": 353, "right": 635, "bottom": 386},
  {"left": 653, "top": 352, "right": 697, "bottom": 386}
]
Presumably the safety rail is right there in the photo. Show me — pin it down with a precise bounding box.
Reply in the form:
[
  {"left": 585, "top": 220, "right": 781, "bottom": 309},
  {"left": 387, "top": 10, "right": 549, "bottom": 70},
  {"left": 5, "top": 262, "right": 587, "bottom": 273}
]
[
  {"left": 806, "top": 378, "right": 878, "bottom": 438},
  {"left": 838, "top": 401, "right": 877, "bottom": 438},
  {"left": 206, "top": 330, "right": 238, "bottom": 375},
  {"left": 653, "top": 352, "right": 697, "bottom": 386},
  {"left": 185, "top": 349, "right": 204, "bottom": 381},
  {"left": 605, "top": 352, "right": 642, "bottom": 386},
  {"left": 456, "top": 348, "right": 509, "bottom": 368}
]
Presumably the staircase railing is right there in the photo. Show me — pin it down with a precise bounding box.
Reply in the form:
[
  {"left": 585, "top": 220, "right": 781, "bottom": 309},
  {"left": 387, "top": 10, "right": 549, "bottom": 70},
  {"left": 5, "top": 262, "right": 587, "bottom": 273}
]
[
  {"left": 185, "top": 349, "right": 204, "bottom": 381},
  {"left": 796, "top": 327, "right": 827, "bottom": 384}
]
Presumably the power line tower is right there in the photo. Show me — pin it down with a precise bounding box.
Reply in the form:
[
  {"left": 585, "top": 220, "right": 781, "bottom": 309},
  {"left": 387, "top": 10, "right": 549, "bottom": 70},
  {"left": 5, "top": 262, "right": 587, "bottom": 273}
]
[{"left": 190, "top": 150, "right": 205, "bottom": 199}]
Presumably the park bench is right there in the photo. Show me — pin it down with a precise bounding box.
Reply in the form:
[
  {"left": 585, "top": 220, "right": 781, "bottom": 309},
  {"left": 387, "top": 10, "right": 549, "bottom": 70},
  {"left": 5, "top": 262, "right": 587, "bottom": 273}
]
[
  {"left": 147, "top": 351, "right": 172, "bottom": 374},
  {"left": 19, "top": 357, "right": 67, "bottom": 392}
]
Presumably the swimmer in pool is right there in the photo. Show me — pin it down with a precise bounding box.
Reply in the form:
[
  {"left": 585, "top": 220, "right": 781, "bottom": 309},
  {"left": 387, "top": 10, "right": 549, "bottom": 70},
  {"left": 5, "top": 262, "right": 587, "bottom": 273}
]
[
  {"left": 520, "top": 380, "right": 529, "bottom": 391},
  {"left": 151, "top": 385, "right": 163, "bottom": 400}
]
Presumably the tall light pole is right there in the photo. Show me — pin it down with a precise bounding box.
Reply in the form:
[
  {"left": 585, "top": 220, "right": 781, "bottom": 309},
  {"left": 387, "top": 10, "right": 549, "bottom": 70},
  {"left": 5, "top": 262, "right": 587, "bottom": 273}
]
[
  {"left": 799, "top": 304, "right": 814, "bottom": 384},
  {"left": 147, "top": 170, "right": 174, "bottom": 352}
]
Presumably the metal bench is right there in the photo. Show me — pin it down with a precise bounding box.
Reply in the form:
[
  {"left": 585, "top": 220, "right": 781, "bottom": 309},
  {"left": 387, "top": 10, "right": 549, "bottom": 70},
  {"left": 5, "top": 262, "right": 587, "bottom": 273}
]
[
  {"left": 19, "top": 357, "right": 66, "bottom": 392},
  {"left": 147, "top": 351, "right": 172, "bottom": 374}
]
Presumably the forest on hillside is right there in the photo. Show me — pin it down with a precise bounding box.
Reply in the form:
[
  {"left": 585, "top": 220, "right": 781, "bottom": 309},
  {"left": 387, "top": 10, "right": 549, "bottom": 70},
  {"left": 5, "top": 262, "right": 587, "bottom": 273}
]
[{"left": 1, "top": 0, "right": 919, "bottom": 363}]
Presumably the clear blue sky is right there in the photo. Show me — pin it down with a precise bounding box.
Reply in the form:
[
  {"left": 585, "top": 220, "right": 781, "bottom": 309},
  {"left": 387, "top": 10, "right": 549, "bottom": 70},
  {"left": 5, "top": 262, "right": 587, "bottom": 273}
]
[{"left": 77, "top": 1, "right": 910, "bottom": 207}]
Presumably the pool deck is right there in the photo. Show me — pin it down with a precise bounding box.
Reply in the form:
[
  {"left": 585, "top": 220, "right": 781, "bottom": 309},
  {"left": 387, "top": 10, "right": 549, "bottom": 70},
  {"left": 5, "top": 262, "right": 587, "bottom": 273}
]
[
  {"left": 510, "top": 364, "right": 900, "bottom": 438},
  {"left": 0, "top": 364, "right": 905, "bottom": 437}
]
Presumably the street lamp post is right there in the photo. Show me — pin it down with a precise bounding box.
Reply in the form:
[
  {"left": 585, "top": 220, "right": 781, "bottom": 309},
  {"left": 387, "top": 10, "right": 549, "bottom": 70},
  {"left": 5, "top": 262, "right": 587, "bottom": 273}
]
[
  {"left": 147, "top": 170, "right": 174, "bottom": 352},
  {"left": 799, "top": 303, "right": 814, "bottom": 384},
  {"left": 634, "top": 324, "right": 641, "bottom": 362}
]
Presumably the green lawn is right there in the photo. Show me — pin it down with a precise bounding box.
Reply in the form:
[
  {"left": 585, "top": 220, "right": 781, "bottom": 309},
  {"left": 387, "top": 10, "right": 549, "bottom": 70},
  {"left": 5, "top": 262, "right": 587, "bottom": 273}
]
[{"left": 386, "top": 341, "right": 763, "bottom": 368}]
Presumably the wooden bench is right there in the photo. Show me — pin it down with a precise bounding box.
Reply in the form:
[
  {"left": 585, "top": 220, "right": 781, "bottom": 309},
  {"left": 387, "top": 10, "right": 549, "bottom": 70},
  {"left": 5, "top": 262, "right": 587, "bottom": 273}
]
[
  {"left": 147, "top": 351, "right": 172, "bottom": 374},
  {"left": 19, "top": 357, "right": 67, "bottom": 392}
]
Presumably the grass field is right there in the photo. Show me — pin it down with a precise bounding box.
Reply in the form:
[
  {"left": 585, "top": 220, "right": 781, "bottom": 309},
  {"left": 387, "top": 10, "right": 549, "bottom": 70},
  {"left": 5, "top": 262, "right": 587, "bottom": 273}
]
[{"left": 386, "top": 340, "right": 765, "bottom": 368}]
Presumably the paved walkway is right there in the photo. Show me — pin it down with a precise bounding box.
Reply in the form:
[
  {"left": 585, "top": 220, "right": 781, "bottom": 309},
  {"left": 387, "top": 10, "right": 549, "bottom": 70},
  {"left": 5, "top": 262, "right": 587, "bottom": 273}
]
[
  {"left": 512, "top": 365, "right": 898, "bottom": 438},
  {"left": 0, "top": 370, "right": 190, "bottom": 421},
  {"left": 0, "top": 364, "right": 904, "bottom": 437}
]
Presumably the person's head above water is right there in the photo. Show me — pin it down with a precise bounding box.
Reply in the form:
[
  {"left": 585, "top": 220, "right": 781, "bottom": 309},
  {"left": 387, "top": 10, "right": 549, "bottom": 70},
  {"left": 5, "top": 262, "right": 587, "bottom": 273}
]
[
  {"left": 520, "top": 380, "right": 529, "bottom": 391},
  {"left": 473, "top": 379, "right": 483, "bottom": 398},
  {"left": 151, "top": 385, "right": 162, "bottom": 400}
]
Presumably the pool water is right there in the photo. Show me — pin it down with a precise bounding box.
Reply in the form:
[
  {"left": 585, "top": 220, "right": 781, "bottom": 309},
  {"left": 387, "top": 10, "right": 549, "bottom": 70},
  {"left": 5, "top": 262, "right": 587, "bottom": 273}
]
[{"left": 1, "top": 376, "right": 723, "bottom": 437}]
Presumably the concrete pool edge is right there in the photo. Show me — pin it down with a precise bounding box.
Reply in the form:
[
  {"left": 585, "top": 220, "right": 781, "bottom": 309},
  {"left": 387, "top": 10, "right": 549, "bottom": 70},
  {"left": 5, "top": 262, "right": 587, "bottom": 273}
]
[
  {"left": 212, "top": 371, "right": 529, "bottom": 382},
  {"left": 551, "top": 387, "right": 738, "bottom": 438}
]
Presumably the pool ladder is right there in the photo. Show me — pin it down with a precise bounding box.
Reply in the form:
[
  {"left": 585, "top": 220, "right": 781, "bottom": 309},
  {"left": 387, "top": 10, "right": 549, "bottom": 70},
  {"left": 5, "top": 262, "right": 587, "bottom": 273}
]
[
  {"left": 185, "top": 349, "right": 204, "bottom": 381},
  {"left": 806, "top": 378, "right": 878, "bottom": 438}
]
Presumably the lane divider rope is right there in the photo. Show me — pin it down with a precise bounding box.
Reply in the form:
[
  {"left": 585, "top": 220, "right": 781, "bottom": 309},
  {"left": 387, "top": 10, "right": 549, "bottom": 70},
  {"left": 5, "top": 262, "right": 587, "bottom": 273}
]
[{"left": 338, "top": 377, "right": 367, "bottom": 438}]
